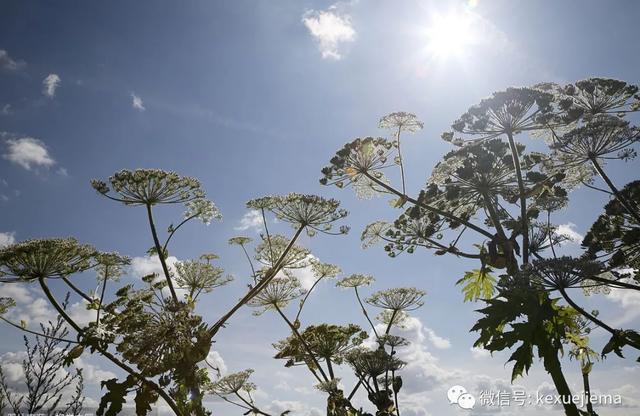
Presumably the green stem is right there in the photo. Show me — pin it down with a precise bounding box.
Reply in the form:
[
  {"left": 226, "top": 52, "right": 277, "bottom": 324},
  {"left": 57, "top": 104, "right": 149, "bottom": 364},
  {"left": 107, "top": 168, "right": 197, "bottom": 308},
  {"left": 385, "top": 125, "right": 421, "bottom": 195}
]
[
  {"left": 62, "top": 276, "right": 93, "bottom": 303},
  {"left": 589, "top": 156, "right": 640, "bottom": 223},
  {"left": 0, "top": 316, "right": 79, "bottom": 344},
  {"left": 506, "top": 131, "right": 529, "bottom": 264},
  {"left": 209, "top": 225, "right": 305, "bottom": 337},
  {"left": 559, "top": 287, "right": 640, "bottom": 350},
  {"left": 364, "top": 172, "right": 494, "bottom": 239},
  {"left": 146, "top": 204, "right": 179, "bottom": 303},
  {"left": 274, "top": 305, "right": 329, "bottom": 383},
  {"left": 355, "top": 286, "right": 380, "bottom": 339},
  {"left": 396, "top": 126, "right": 406, "bottom": 195}
]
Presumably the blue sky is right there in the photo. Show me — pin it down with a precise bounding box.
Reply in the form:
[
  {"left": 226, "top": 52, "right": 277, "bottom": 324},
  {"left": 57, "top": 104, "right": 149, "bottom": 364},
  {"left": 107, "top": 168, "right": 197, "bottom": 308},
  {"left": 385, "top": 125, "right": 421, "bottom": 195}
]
[{"left": 1, "top": 1, "right": 640, "bottom": 415}]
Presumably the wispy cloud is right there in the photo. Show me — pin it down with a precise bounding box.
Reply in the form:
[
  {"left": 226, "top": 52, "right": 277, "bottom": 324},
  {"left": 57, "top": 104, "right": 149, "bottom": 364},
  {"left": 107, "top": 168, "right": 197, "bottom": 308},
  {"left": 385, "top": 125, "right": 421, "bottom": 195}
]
[
  {"left": 3, "top": 137, "right": 56, "bottom": 171},
  {"left": 131, "top": 93, "right": 146, "bottom": 111},
  {"left": 0, "top": 231, "right": 16, "bottom": 247},
  {"left": 302, "top": 5, "right": 356, "bottom": 60},
  {"left": 42, "top": 73, "right": 61, "bottom": 98},
  {"left": 0, "top": 50, "right": 25, "bottom": 71},
  {"left": 1, "top": 104, "right": 13, "bottom": 115},
  {"left": 235, "top": 210, "right": 264, "bottom": 232}
]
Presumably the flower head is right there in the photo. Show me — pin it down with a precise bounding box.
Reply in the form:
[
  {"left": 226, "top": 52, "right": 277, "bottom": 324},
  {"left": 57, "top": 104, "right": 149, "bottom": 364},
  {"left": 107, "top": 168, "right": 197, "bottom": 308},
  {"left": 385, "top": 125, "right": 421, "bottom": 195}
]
[
  {"left": 366, "top": 287, "right": 425, "bottom": 311},
  {"left": 248, "top": 276, "right": 305, "bottom": 314},
  {"left": 447, "top": 87, "right": 556, "bottom": 143},
  {"left": 551, "top": 115, "right": 639, "bottom": 163},
  {"left": 263, "top": 193, "right": 349, "bottom": 235},
  {"left": 208, "top": 369, "right": 255, "bottom": 395},
  {"left": 310, "top": 261, "right": 341, "bottom": 279},
  {"left": 378, "top": 112, "right": 424, "bottom": 134},
  {"left": 336, "top": 274, "right": 375, "bottom": 288},
  {"left": 94, "top": 252, "right": 131, "bottom": 282},
  {"left": 91, "top": 169, "right": 207, "bottom": 206},
  {"left": 255, "top": 234, "right": 311, "bottom": 271},
  {"left": 524, "top": 256, "right": 603, "bottom": 291},
  {"left": 558, "top": 78, "right": 640, "bottom": 119},
  {"left": 228, "top": 236, "right": 252, "bottom": 246},
  {"left": 345, "top": 347, "right": 405, "bottom": 378},
  {"left": 0, "top": 238, "right": 97, "bottom": 282},
  {"left": 274, "top": 324, "right": 367, "bottom": 365},
  {"left": 320, "top": 137, "right": 397, "bottom": 199},
  {"left": 184, "top": 198, "right": 222, "bottom": 225},
  {"left": 175, "top": 260, "right": 232, "bottom": 295}
]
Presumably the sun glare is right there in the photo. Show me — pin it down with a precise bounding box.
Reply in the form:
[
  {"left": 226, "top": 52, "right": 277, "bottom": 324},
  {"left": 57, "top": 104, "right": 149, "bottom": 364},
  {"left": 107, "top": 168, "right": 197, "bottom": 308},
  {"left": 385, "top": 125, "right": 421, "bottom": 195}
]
[{"left": 426, "top": 12, "right": 475, "bottom": 59}]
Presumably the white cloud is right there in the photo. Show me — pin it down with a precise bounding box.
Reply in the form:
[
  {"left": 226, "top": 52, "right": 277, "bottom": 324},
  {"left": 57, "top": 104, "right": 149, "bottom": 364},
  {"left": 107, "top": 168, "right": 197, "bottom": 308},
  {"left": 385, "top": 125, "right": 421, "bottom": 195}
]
[
  {"left": 0, "top": 231, "right": 16, "bottom": 247},
  {"left": 606, "top": 277, "right": 640, "bottom": 325},
  {"left": 206, "top": 350, "right": 227, "bottom": 378},
  {"left": 0, "top": 50, "right": 25, "bottom": 71},
  {"left": 302, "top": 6, "right": 356, "bottom": 60},
  {"left": 131, "top": 93, "right": 146, "bottom": 111},
  {"left": 42, "top": 73, "right": 61, "bottom": 98},
  {"left": 1, "top": 104, "right": 12, "bottom": 115},
  {"left": 130, "top": 255, "right": 179, "bottom": 278},
  {"left": 68, "top": 300, "right": 98, "bottom": 328},
  {"left": 235, "top": 209, "right": 264, "bottom": 232},
  {"left": 3, "top": 137, "right": 56, "bottom": 170},
  {"left": 556, "top": 223, "right": 583, "bottom": 244},
  {"left": 470, "top": 346, "right": 491, "bottom": 359}
]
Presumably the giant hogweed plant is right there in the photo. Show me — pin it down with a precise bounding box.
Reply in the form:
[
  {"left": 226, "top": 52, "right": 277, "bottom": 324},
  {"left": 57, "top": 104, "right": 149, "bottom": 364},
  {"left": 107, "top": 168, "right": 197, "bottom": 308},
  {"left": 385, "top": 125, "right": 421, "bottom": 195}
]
[
  {"left": 321, "top": 78, "right": 640, "bottom": 416},
  {"left": 0, "top": 170, "right": 363, "bottom": 415},
  {"left": 221, "top": 211, "right": 426, "bottom": 415}
]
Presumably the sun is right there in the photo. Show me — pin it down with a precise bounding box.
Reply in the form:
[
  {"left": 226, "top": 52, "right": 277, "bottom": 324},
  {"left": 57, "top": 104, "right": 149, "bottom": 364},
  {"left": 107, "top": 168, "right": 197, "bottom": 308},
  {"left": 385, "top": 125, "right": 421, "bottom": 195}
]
[{"left": 426, "top": 12, "right": 475, "bottom": 59}]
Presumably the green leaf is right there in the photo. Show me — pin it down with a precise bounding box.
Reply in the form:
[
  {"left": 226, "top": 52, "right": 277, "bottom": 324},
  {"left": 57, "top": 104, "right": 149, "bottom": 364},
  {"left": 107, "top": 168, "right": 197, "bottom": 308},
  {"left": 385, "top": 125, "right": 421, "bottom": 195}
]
[{"left": 456, "top": 268, "right": 496, "bottom": 302}]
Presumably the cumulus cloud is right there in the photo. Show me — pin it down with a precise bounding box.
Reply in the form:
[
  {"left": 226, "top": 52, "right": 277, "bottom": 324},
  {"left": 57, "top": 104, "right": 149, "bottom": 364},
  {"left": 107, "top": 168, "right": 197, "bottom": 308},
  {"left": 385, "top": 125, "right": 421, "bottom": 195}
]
[
  {"left": 42, "top": 73, "right": 61, "bottom": 98},
  {"left": 0, "top": 231, "right": 16, "bottom": 247},
  {"left": 131, "top": 93, "right": 146, "bottom": 111},
  {"left": 470, "top": 346, "right": 491, "bottom": 359},
  {"left": 302, "top": 5, "right": 356, "bottom": 60},
  {"left": 606, "top": 277, "right": 640, "bottom": 325},
  {"left": 3, "top": 137, "right": 56, "bottom": 170},
  {"left": 0, "top": 50, "right": 25, "bottom": 71},
  {"left": 130, "top": 254, "right": 179, "bottom": 278},
  {"left": 235, "top": 209, "right": 264, "bottom": 232},
  {"left": 556, "top": 223, "right": 583, "bottom": 244}
]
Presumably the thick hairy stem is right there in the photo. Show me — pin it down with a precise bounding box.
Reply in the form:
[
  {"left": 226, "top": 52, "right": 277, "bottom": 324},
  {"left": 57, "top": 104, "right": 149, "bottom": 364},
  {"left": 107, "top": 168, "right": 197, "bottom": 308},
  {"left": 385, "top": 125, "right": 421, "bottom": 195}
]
[
  {"left": 541, "top": 342, "right": 579, "bottom": 416},
  {"left": 559, "top": 287, "right": 640, "bottom": 350},
  {"left": 274, "top": 305, "right": 329, "bottom": 383},
  {"left": 38, "top": 278, "right": 182, "bottom": 416},
  {"left": 209, "top": 226, "right": 305, "bottom": 337},
  {"left": 364, "top": 172, "right": 494, "bottom": 239},
  {"left": 146, "top": 204, "right": 179, "bottom": 303},
  {"left": 590, "top": 156, "right": 640, "bottom": 223},
  {"left": 506, "top": 131, "right": 529, "bottom": 264},
  {"left": 482, "top": 193, "right": 507, "bottom": 238},
  {"left": 583, "top": 370, "right": 594, "bottom": 415}
]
